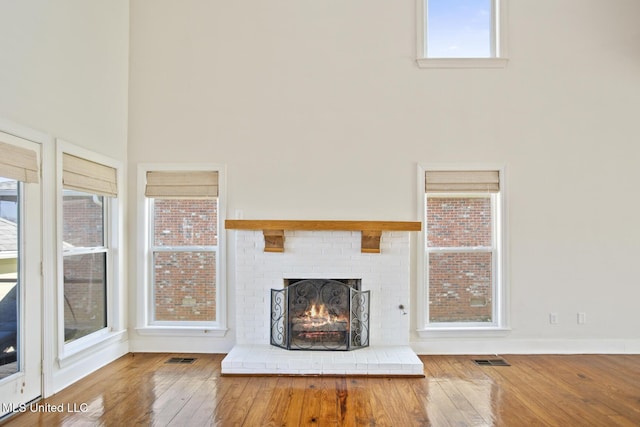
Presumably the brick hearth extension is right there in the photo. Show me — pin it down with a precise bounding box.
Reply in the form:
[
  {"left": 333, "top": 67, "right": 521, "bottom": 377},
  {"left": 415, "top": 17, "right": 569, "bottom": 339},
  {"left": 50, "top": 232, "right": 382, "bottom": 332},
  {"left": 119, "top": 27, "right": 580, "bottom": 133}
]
[{"left": 221, "top": 345, "right": 424, "bottom": 376}]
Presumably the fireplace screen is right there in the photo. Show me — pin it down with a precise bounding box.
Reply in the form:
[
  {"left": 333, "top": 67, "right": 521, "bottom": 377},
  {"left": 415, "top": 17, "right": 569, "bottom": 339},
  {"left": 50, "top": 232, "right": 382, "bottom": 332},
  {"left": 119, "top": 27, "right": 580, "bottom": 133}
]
[{"left": 271, "top": 279, "right": 370, "bottom": 351}]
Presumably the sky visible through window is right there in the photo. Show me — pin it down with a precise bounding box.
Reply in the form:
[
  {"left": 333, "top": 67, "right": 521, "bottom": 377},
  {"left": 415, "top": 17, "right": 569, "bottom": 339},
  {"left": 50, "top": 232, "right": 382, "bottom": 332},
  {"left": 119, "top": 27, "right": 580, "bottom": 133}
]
[
  {"left": 427, "top": 0, "right": 492, "bottom": 58},
  {"left": 0, "top": 177, "right": 18, "bottom": 222}
]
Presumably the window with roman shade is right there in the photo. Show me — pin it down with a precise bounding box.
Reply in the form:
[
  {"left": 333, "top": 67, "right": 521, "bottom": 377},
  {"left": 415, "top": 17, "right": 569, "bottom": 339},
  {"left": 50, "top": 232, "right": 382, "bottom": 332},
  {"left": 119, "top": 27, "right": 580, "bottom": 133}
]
[
  {"left": 144, "top": 169, "right": 220, "bottom": 325},
  {"left": 61, "top": 150, "right": 120, "bottom": 345},
  {"left": 421, "top": 167, "right": 505, "bottom": 331}
]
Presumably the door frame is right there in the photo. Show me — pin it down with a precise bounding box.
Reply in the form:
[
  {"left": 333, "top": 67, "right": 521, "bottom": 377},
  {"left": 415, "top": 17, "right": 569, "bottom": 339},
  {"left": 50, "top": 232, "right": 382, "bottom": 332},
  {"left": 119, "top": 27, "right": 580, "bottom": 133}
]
[{"left": 0, "top": 118, "right": 56, "bottom": 401}]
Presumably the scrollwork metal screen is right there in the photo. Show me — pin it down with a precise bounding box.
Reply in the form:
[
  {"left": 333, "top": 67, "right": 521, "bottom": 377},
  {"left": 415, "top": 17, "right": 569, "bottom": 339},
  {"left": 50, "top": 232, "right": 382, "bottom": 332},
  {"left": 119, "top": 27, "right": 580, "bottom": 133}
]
[{"left": 271, "top": 279, "right": 369, "bottom": 351}]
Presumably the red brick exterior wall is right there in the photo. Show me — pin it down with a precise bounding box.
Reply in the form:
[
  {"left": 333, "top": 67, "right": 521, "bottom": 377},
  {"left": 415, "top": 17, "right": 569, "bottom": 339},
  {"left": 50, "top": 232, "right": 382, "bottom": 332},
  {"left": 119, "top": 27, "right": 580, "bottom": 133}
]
[
  {"left": 152, "top": 199, "right": 218, "bottom": 322},
  {"left": 427, "top": 197, "right": 491, "bottom": 248},
  {"left": 427, "top": 196, "right": 493, "bottom": 322},
  {"left": 63, "top": 196, "right": 104, "bottom": 247}
]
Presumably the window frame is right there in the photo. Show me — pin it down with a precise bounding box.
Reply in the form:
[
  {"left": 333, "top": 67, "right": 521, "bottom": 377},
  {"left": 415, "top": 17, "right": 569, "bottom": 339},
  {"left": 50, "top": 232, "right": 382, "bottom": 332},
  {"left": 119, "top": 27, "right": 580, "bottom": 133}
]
[
  {"left": 416, "top": 0, "right": 509, "bottom": 69},
  {"left": 417, "top": 164, "right": 509, "bottom": 336},
  {"left": 137, "top": 164, "right": 227, "bottom": 336},
  {"left": 56, "top": 140, "right": 125, "bottom": 364}
]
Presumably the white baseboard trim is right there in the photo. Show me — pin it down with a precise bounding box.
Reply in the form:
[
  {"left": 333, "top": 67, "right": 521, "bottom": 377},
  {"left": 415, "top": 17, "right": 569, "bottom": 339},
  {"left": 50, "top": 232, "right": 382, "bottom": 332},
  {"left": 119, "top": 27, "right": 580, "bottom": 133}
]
[
  {"left": 411, "top": 339, "right": 640, "bottom": 355},
  {"left": 128, "top": 334, "right": 235, "bottom": 354}
]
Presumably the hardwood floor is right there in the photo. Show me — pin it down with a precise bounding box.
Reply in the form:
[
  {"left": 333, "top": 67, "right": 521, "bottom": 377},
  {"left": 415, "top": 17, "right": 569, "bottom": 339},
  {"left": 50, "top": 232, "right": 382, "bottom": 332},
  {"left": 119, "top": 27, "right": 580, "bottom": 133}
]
[{"left": 2, "top": 353, "right": 640, "bottom": 426}]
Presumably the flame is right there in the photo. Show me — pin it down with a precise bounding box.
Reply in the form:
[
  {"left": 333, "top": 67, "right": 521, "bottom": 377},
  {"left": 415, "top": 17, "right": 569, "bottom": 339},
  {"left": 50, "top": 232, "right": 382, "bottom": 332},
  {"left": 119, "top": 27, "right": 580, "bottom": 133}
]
[
  {"left": 301, "top": 303, "right": 346, "bottom": 327},
  {"left": 309, "top": 304, "right": 328, "bottom": 319}
]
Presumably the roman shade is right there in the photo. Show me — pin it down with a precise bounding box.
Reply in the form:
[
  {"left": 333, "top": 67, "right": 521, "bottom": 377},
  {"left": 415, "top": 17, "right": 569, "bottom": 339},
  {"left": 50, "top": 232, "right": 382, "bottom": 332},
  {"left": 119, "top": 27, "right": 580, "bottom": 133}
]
[
  {"left": 0, "top": 140, "right": 39, "bottom": 183},
  {"left": 145, "top": 170, "right": 218, "bottom": 198},
  {"left": 425, "top": 170, "right": 500, "bottom": 193},
  {"left": 63, "top": 153, "right": 118, "bottom": 197}
]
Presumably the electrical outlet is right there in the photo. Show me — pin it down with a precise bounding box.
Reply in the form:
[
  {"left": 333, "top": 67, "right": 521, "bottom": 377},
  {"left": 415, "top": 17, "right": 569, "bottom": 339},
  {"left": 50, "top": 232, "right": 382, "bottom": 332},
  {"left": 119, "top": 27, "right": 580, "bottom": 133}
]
[
  {"left": 549, "top": 313, "right": 558, "bottom": 324},
  {"left": 578, "top": 312, "right": 587, "bottom": 324}
]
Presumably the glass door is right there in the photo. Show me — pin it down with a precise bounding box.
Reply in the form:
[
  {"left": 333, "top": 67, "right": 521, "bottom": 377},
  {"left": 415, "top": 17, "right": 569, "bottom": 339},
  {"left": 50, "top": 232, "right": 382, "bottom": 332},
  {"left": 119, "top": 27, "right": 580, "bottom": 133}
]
[{"left": 0, "top": 134, "right": 42, "bottom": 417}]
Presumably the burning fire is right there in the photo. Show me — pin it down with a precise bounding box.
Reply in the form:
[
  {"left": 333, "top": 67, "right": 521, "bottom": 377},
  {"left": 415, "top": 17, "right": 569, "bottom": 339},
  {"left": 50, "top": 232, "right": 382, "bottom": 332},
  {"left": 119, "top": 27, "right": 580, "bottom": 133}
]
[{"left": 302, "top": 303, "right": 342, "bottom": 326}]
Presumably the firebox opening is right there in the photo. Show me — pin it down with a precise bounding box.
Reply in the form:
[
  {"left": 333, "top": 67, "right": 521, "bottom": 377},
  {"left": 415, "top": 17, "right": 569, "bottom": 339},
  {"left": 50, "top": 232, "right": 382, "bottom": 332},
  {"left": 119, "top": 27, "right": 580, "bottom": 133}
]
[{"left": 271, "top": 278, "right": 370, "bottom": 351}]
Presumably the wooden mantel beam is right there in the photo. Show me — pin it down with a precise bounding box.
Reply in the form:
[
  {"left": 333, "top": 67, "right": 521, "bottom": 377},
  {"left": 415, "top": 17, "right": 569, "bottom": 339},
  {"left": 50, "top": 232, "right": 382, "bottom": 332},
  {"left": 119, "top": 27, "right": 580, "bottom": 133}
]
[
  {"left": 225, "top": 220, "right": 422, "bottom": 253},
  {"left": 225, "top": 220, "right": 421, "bottom": 232}
]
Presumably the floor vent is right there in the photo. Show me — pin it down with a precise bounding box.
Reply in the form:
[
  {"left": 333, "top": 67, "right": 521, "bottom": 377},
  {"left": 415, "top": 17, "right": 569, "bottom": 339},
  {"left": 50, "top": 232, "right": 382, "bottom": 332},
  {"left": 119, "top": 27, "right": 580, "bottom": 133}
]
[
  {"left": 165, "top": 357, "right": 197, "bottom": 364},
  {"left": 473, "top": 358, "right": 510, "bottom": 367}
]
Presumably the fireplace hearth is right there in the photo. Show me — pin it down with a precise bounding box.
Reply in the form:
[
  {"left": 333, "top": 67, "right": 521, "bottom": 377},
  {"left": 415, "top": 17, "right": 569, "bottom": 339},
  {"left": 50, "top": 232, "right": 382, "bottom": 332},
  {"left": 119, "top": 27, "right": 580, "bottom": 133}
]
[{"left": 271, "top": 279, "right": 370, "bottom": 351}]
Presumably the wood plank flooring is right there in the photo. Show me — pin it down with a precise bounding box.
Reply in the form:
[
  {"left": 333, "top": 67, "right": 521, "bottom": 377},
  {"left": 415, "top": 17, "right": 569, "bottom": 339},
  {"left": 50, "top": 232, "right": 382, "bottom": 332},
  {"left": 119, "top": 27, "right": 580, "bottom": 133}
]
[{"left": 2, "top": 353, "right": 640, "bottom": 426}]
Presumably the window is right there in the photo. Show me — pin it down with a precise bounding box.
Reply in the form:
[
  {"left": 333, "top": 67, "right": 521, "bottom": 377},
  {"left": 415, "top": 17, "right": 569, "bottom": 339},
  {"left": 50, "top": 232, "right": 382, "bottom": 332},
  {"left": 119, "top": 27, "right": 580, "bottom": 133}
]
[
  {"left": 141, "top": 167, "right": 226, "bottom": 331},
  {"left": 417, "top": 0, "right": 508, "bottom": 68},
  {"left": 62, "top": 190, "right": 107, "bottom": 342},
  {"left": 151, "top": 198, "right": 217, "bottom": 322},
  {"left": 419, "top": 168, "right": 506, "bottom": 332},
  {"left": 60, "top": 148, "right": 121, "bottom": 348}
]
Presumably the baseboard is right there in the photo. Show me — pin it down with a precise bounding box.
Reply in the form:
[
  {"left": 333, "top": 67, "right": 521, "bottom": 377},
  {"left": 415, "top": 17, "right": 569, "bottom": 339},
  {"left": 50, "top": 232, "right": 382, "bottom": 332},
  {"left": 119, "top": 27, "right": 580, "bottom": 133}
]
[
  {"left": 128, "top": 333, "right": 235, "bottom": 354},
  {"left": 411, "top": 339, "right": 640, "bottom": 355}
]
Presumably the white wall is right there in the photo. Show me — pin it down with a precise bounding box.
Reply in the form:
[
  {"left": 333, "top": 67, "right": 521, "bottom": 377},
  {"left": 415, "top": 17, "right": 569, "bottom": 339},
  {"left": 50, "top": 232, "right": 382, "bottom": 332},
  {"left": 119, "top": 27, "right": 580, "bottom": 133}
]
[
  {"left": 0, "top": 0, "right": 130, "bottom": 393},
  {"left": 128, "top": 0, "right": 640, "bottom": 353},
  {"left": 0, "top": 0, "right": 129, "bottom": 160}
]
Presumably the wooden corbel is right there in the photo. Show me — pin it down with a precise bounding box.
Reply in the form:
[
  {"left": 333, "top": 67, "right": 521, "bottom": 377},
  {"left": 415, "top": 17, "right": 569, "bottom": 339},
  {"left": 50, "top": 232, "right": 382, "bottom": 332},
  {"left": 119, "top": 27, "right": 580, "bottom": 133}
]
[
  {"left": 361, "top": 230, "right": 383, "bottom": 254},
  {"left": 263, "top": 229, "right": 285, "bottom": 253}
]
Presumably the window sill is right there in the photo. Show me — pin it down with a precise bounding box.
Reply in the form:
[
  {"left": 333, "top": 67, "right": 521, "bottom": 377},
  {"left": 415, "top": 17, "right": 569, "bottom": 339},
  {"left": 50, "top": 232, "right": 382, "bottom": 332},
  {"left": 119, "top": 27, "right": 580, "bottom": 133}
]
[
  {"left": 58, "top": 329, "right": 128, "bottom": 369},
  {"left": 416, "top": 57, "right": 509, "bottom": 69},
  {"left": 135, "top": 326, "right": 228, "bottom": 338},
  {"left": 417, "top": 327, "right": 511, "bottom": 339}
]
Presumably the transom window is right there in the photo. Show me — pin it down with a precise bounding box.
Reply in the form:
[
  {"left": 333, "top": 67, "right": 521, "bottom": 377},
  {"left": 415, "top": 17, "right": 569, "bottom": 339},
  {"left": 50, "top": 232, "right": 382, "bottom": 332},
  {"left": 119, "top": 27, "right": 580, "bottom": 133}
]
[{"left": 417, "top": 0, "right": 508, "bottom": 68}]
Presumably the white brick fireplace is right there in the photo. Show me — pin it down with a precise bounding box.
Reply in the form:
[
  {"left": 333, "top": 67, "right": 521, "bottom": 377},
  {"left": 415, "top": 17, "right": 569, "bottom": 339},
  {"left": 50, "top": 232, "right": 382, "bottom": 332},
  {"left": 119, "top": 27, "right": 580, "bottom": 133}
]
[{"left": 221, "top": 228, "right": 424, "bottom": 376}]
